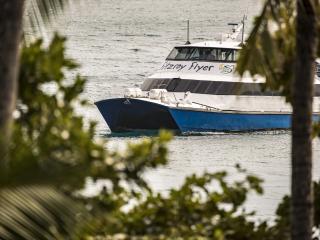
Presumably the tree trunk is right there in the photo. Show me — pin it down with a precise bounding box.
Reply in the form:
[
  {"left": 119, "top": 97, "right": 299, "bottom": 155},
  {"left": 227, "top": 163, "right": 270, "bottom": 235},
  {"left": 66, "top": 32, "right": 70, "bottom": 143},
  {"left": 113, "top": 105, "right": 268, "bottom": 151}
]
[
  {"left": 0, "top": 0, "right": 24, "bottom": 161},
  {"left": 291, "top": 0, "right": 318, "bottom": 239}
]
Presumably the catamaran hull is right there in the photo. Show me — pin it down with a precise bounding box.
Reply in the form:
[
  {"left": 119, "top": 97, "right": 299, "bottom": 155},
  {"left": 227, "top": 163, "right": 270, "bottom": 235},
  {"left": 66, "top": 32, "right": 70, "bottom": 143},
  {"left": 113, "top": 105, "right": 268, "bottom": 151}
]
[
  {"left": 95, "top": 98, "right": 178, "bottom": 132},
  {"left": 168, "top": 108, "right": 291, "bottom": 132},
  {"left": 95, "top": 98, "right": 319, "bottom": 133}
]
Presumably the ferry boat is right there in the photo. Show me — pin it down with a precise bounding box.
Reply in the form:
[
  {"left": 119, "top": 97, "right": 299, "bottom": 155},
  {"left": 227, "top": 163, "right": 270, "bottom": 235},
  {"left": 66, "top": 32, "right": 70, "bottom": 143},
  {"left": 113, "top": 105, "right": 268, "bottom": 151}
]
[{"left": 95, "top": 22, "right": 320, "bottom": 133}]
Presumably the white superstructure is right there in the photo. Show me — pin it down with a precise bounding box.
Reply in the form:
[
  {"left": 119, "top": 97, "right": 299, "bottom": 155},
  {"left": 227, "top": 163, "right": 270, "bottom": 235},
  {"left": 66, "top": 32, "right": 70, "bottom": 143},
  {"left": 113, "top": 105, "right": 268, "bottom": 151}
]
[{"left": 128, "top": 38, "right": 320, "bottom": 114}]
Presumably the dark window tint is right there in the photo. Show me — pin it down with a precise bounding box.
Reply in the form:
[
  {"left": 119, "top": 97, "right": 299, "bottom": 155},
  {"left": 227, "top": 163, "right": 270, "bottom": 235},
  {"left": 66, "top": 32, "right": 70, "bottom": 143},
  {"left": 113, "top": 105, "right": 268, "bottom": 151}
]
[
  {"left": 141, "top": 79, "right": 170, "bottom": 90},
  {"left": 206, "top": 82, "right": 222, "bottom": 94},
  {"left": 175, "top": 80, "right": 192, "bottom": 92},
  {"left": 167, "top": 48, "right": 193, "bottom": 60},
  {"left": 189, "top": 48, "right": 200, "bottom": 60},
  {"left": 141, "top": 78, "right": 320, "bottom": 96},
  {"left": 315, "top": 84, "right": 320, "bottom": 96},
  {"left": 167, "top": 78, "right": 180, "bottom": 91},
  {"left": 218, "top": 82, "right": 232, "bottom": 95},
  {"left": 157, "top": 79, "right": 168, "bottom": 89},
  {"left": 194, "top": 81, "right": 210, "bottom": 93},
  {"left": 141, "top": 79, "right": 152, "bottom": 90},
  {"left": 229, "top": 82, "right": 242, "bottom": 94},
  {"left": 239, "top": 83, "right": 252, "bottom": 95},
  {"left": 166, "top": 47, "right": 238, "bottom": 62},
  {"left": 187, "top": 81, "right": 200, "bottom": 92}
]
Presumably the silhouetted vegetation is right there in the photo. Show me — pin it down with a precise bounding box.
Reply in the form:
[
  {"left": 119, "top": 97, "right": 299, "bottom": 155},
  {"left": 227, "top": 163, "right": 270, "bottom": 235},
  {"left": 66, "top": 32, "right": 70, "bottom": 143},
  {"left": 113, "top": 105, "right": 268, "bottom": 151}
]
[
  {"left": 237, "top": 1, "right": 320, "bottom": 239},
  {"left": 1, "top": 35, "right": 318, "bottom": 239},
  {"left": 1, "top": 0, "right": 320, "bottom": 239}
]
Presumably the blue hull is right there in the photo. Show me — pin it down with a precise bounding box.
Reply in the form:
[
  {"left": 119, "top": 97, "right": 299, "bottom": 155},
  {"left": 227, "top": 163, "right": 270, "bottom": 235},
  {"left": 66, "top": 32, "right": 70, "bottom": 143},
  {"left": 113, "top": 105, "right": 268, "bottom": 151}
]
[
  {"left": 95, "top": 98, "right": 318, "bottom": 133},
  {"left": 169, "top": 108, "right": 291, "bottom": 132}
]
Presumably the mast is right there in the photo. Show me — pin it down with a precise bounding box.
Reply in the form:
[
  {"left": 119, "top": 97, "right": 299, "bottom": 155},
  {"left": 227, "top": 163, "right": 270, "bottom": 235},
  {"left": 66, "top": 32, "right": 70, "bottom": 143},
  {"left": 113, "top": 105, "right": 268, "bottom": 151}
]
[
  {"left": 241, "top": 15, "right": 247, "bottom": 45},
  {"left": 185, "top": 20, "right": 191, "bottom": 45}
]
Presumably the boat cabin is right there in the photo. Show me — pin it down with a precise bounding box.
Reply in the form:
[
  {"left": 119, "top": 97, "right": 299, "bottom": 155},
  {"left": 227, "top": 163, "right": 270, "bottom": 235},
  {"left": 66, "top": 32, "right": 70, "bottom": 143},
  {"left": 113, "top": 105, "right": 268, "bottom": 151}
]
[{"left": 140, "top": 43, "right": 320, "bottom": 97}]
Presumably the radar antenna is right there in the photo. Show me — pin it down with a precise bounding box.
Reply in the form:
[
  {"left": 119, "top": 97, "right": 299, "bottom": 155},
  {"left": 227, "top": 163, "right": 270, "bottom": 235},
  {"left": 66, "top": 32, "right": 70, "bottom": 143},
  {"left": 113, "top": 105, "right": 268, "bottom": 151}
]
[
  {"left": 241, "top": 15, "right": 247, "bottom": 45},
  {"left": 227, "top": 15, "right": 247, "bottom": 44}
]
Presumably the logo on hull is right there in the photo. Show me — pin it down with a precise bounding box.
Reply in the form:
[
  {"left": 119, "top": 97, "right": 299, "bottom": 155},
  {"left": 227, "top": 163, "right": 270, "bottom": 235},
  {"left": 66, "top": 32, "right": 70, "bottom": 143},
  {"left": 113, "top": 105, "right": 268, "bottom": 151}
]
[
  {"left": 123, "top": 99, "right": 131, "bottom": 105},
  {"left": 219, "top": 64, "right": 235, "bottom": 74}
]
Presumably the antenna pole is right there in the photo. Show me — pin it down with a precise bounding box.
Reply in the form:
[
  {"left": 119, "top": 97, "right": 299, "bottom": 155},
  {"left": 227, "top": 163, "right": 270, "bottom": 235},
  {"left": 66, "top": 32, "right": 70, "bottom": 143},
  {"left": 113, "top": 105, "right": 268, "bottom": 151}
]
[
  {"left": 241, "top": 15, "right": 246, "bottom": 45},
  {"left": 186, "top": 20, "right": 191, "bottom": 45}
]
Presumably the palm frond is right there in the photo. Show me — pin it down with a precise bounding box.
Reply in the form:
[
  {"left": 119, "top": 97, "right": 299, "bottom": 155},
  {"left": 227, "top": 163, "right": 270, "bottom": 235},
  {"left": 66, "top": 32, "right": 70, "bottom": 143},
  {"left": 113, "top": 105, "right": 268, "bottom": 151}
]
[
  {"left": 26, "top": 0, "right": 67, "bottom": 23},
  {"left": 24, "top": 0, "right": 71, "bottom": 38},
  {"left": 0, "top": 186, "right": 83, "bottom": 240}
]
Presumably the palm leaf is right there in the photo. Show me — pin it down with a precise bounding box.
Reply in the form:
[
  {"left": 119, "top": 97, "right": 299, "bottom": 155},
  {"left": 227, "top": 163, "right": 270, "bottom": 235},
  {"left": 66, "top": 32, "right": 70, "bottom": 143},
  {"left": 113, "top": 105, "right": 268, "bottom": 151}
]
[
  {"left": 34, "top": 0, "right": 66, "bottom": 22},
  {"left": 0, "top": 186, "right": 83, "bottom": 240},
  {"left": 236, "top": 0, "right": 296, "bottom": 101},
  {"left": 26, "top": 0, "right": 67, "bottom": 22},
  {"left": 24, "top": 0, "right": 71, "bottom": 37}
]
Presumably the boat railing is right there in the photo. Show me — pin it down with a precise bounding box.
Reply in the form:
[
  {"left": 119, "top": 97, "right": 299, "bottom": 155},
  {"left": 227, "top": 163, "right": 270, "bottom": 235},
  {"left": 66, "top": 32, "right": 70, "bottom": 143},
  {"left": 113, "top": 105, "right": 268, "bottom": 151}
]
[{"left": 192, "top": 101, "right": 221, "bottom": 112}]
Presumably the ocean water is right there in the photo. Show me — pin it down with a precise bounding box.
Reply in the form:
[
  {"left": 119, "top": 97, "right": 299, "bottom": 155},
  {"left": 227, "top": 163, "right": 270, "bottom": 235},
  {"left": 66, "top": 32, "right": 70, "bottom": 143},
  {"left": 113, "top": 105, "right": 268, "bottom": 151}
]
[{"left": 38, "top": 0, "right": 320, "bottom": 220}]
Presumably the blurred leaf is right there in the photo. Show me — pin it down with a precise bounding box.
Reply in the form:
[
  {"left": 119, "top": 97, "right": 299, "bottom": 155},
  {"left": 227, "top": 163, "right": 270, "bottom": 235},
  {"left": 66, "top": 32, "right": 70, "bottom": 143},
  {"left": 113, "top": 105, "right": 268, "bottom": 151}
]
[
  {"left": 236, "top": 0, "right": 296, "bottom": 102},
  {"left": 270, "top": 180, "right": 320, "bottom": 239},
  {"left": 3, "top": 34, "right": 174, "bottom": 239},
  {"left": 25, "top": 0, "right": 67, "bottom": 24},
  {"left": 0, "top": 186, "right": 83, "bottom": 240},
  {"left": 5, "top": 34, "right": 172, "bottom": 193},
  {"left": 85, "top": 167, "right": 269, "bottom": 239},
  {"left": 34, "top": 0, "right": 66, "bottom": 22}
]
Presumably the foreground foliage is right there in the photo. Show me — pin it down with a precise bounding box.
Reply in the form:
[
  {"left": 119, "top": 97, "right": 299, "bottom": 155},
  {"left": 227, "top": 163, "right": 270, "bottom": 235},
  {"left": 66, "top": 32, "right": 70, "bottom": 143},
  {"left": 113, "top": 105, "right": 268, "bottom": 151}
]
[
  {"left": 237, "top": 1, "right": 320, "bottom": 240},
  {"left": 237, "top": 0, "right": 320, "bottom": 102},
  {"left": 87, "top": 168, "right": 268, "bottom": 239},
  {"left": 272, "top": 181, "right": 320, "bottom": 240},
  {"left": 2, "top": 34, "right": 320, "bottom": 239},
  {"left": 0, "top": 35, "right": 172, "bottom": 239},
  {"left": 0, "top": 186, "right": 81, "bottom": 240}
]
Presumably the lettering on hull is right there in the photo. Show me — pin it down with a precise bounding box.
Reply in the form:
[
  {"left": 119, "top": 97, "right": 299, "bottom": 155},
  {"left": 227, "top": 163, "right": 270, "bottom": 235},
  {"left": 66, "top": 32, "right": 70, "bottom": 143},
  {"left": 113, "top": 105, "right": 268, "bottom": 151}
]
[
  {"left": 159, "top": 61, "right": 238, "bottom": 75},
  {"left": 160, "top": 61, "right": 215, "bottom": 73}
]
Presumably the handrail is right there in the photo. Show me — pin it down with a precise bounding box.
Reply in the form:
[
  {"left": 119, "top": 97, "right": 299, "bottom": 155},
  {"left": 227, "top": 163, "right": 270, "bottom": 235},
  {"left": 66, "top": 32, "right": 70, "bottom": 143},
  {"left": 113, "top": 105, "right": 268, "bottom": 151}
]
[{"left": 192, "top": 101, "right": 221, "bottom": 111}]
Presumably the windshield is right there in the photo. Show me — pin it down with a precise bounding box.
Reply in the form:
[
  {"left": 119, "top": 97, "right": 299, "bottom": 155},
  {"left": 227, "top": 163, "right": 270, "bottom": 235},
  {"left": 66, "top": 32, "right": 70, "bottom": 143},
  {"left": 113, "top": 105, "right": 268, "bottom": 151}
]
[{"left": 166, "top": 47, "right": 238, "bottom": 62}]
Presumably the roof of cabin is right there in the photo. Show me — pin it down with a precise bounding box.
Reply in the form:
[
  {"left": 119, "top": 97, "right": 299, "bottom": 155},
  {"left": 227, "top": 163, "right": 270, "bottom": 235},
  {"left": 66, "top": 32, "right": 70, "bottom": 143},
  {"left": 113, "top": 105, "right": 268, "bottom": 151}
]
[{"left": 176, "top": 40, "right": 242, "bottom": 49}]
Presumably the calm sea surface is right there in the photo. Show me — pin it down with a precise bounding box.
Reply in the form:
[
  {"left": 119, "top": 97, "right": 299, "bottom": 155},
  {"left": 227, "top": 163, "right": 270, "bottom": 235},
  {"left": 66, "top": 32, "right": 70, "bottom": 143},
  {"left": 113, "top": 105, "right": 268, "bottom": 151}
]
[{"left": 38, "top": 0, "right": 320, "bottom": 220}]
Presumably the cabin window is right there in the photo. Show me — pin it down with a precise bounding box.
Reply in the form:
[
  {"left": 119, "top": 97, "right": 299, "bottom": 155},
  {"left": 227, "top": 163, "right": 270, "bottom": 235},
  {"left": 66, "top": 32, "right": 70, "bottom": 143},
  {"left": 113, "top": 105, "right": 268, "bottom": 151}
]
[
  {"left": 167, "top": 48, "right": 194, "bottom": 60},
  {"left": 195, "top": 81, "right": 211, "bottom": 93},
  {"left": 141, "top": 79, "right": 152, "bottom": 90},
  {"left": 206, "top": 82, "right": 221, "bottom": 94},
  {"left": 166, "top": 47, "right": 238, "bottom": 62},
  {"left": 141, "top": 79, "right": 169, "bottom": 90},
  {"left": 187, "top": 81, "right": 200, "bottom": 91},
  {"left": 315, "top": 85, "right": 320, "bottom": 95},
  {"left": 141, "top": 78, "right": 320, "bottom": 97},
  {"left": 189, "top": 48, "right": 200, "bottom": 60},
  {"left": 167, "top": 78, "right": 180, "bottom": 91},
  {"left": 157, "top": 79, "right": 168, "bottom": 89},
  {"left": 230, "top": 82, "right": 242, "bottom": 94},
  {"left": 174, "top": 80, "right": 192, "bottom": 92}
]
